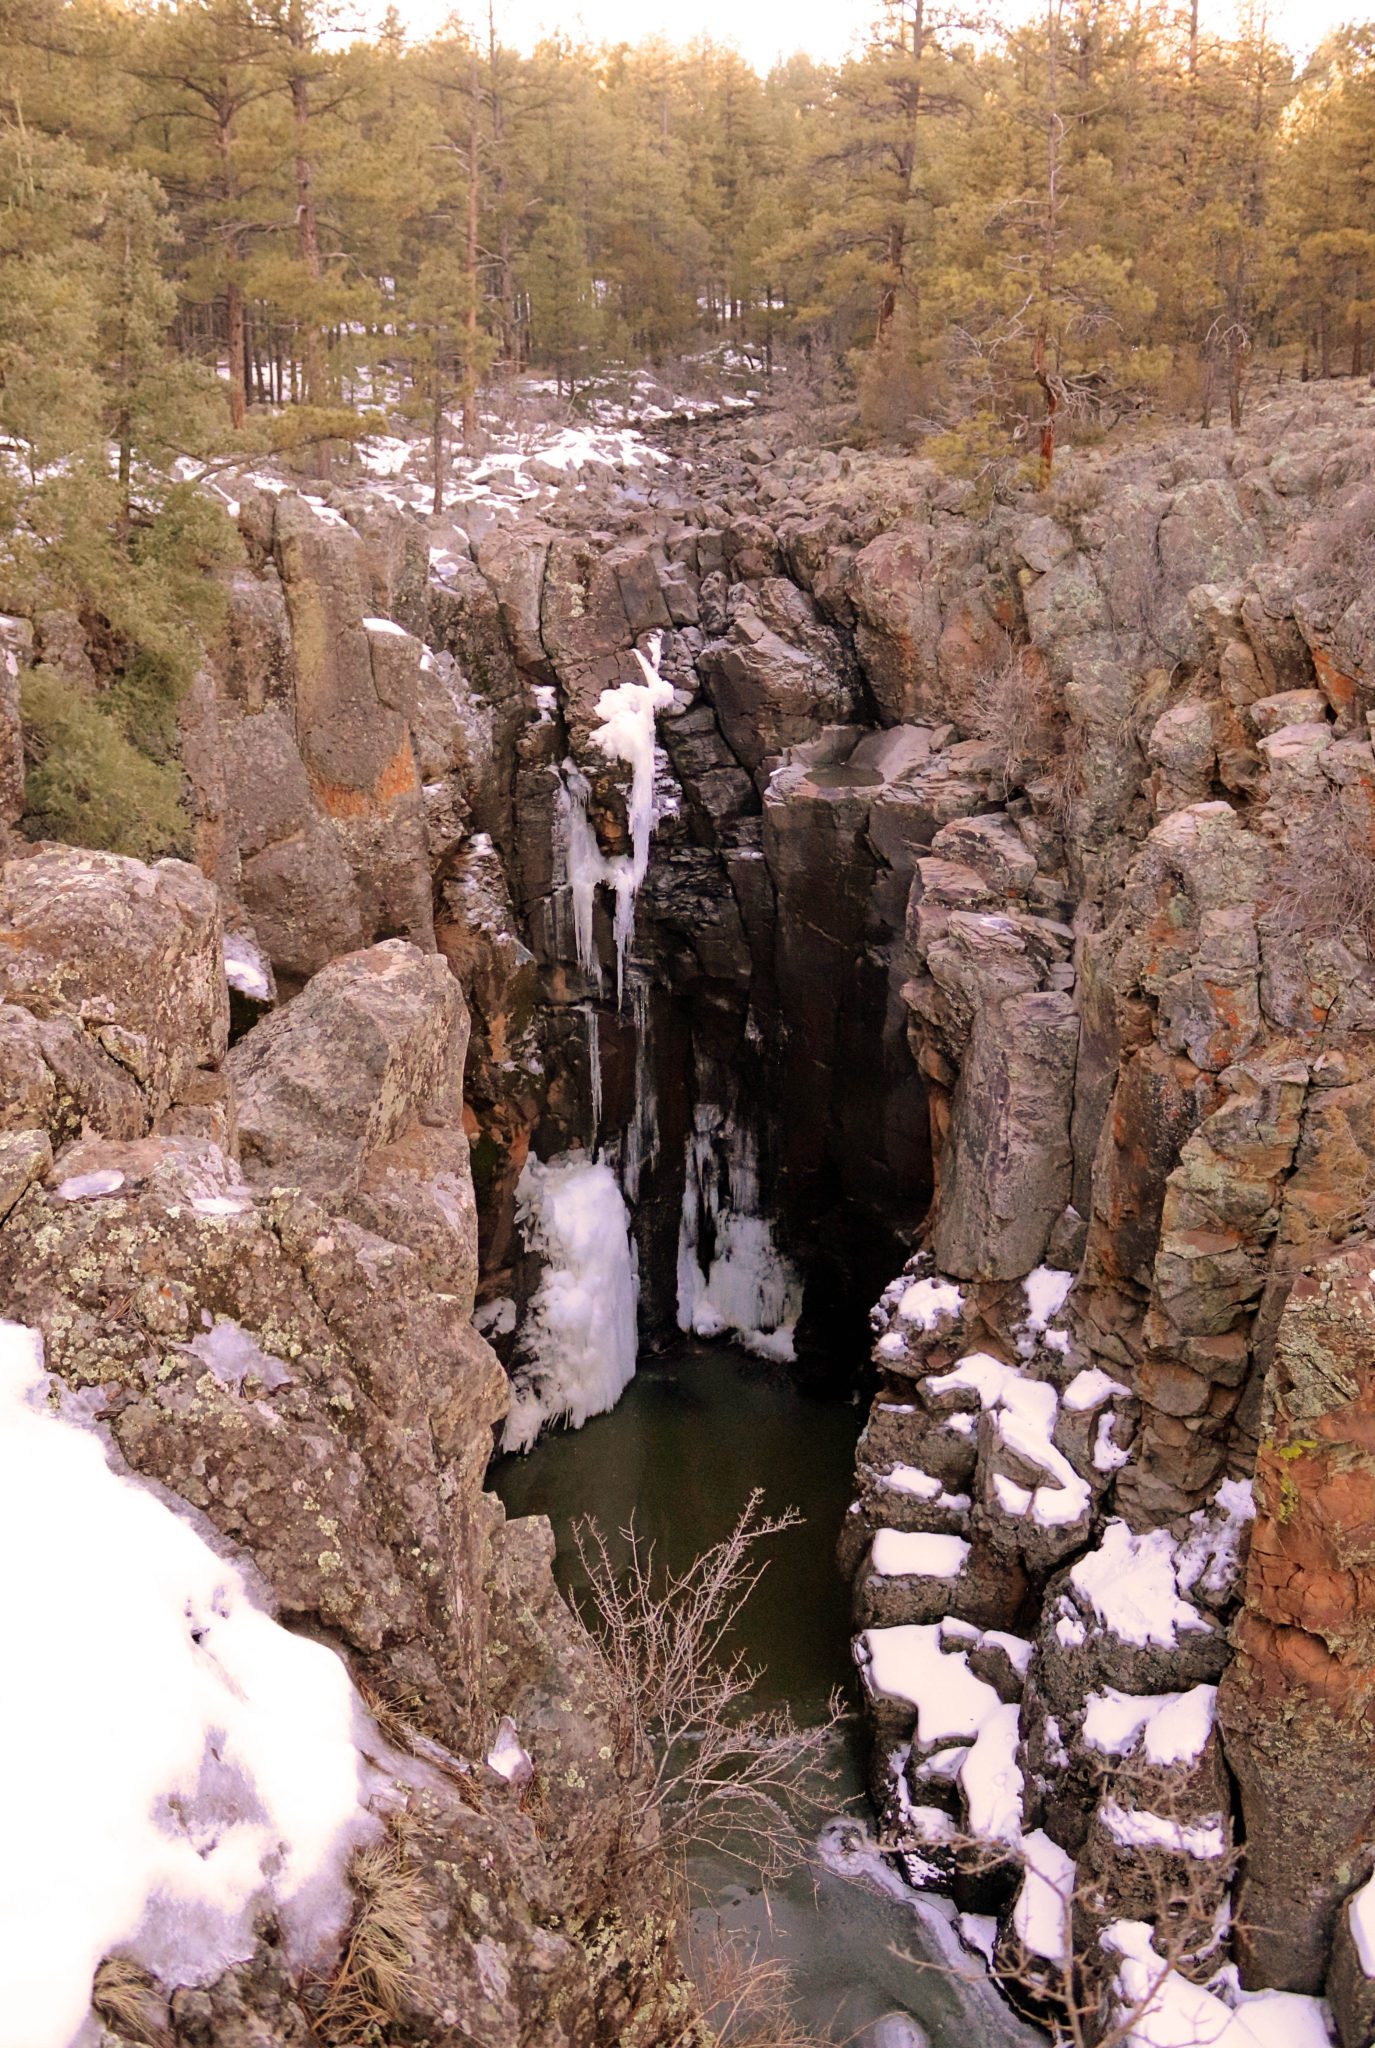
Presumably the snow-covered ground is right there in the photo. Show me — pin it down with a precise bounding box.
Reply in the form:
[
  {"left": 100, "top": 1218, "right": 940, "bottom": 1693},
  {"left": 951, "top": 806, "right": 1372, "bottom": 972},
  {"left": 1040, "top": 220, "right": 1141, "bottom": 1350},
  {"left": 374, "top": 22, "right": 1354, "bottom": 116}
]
[{"left": 0, "top": 1321, "right": 370, "bottom": 2047}]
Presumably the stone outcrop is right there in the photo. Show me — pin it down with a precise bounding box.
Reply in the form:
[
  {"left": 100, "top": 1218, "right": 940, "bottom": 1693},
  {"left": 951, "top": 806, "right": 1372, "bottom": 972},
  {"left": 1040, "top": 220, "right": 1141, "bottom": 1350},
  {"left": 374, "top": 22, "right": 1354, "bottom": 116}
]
[{"left": 0, "top": 846, "right": 692, "bottom": 2047}]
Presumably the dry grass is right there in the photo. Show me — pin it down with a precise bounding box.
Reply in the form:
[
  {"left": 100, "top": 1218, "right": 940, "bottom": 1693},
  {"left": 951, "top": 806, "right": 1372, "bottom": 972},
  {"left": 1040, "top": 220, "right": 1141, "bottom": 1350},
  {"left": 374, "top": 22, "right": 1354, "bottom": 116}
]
[
  {"left": 313, "top": 1826, "right": 431, "bottom": 2046},
  {"left": 955, "top": 643, "right": 1068, "bottom": 794},
  {"left": 91, "top": 1959, "right": 167, "bottom": 2046},
  {"left": 1265, "top": 787, "right": 1375, "bottom": 955}
]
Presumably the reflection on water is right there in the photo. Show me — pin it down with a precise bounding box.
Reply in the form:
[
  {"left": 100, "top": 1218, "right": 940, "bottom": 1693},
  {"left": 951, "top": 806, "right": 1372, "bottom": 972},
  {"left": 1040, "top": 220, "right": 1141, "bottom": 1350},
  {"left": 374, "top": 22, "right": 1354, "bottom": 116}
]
[{"left": 490, "top": 1342, "right": 1042, "bottom": 2048}]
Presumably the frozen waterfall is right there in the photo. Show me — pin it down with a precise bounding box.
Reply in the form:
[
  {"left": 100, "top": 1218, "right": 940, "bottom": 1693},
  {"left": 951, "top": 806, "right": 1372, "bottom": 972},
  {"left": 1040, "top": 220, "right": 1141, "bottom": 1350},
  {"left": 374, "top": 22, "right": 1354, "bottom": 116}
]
[{"left": 502, "top": 1153, "right": 638, "bottom": 1452}]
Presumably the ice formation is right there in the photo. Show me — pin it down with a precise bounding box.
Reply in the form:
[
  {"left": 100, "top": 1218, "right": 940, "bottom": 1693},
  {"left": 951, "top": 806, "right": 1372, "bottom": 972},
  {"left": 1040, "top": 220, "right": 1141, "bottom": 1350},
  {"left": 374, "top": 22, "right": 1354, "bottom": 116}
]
[
  {"left": 558, "top": 635, "right": 675, "bottom": 1002},
  {"left": 583, "top": 1001, "right": 602, "bottom": 1144},
  {"left": 676, "top": 1107, "right": 803, "bottom": 1361},
  {"left": 621, "top": 972, "right": 660, "bottom": 1203},
  {"left": 503, "top": 1152, "right": 638, "bottom": 1451},
  {"left": 0, "top": 1321, "right": 366, "bottom": 2048}
]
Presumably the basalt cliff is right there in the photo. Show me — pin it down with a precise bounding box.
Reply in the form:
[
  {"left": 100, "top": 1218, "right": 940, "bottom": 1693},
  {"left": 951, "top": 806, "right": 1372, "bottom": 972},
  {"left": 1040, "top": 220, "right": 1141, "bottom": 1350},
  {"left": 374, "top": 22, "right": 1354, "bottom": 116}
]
[{"left": 3, "top": 377, "right": 1375, "bottom": 2045}]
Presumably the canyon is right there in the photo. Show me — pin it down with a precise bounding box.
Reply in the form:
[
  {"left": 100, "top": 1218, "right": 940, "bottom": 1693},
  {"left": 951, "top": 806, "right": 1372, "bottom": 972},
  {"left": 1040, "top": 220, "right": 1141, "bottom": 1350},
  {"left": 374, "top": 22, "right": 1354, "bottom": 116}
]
[{"left": 3, "top": 373, "right": 1375, "bottom": 2046}]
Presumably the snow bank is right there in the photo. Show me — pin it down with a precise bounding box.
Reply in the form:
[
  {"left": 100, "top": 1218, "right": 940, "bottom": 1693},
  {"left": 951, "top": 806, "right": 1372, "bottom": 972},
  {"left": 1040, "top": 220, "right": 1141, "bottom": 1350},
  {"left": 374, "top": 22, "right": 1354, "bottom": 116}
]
[
  {"left": 0, "top": 1322, "right": 366, "bottom": 2048},
  {"left": 1103, "top": 1920, "right": 1333, "bottom": 2047},
  {"left": 503, "top": 1152, "right": 638, "bottom": 1451}
]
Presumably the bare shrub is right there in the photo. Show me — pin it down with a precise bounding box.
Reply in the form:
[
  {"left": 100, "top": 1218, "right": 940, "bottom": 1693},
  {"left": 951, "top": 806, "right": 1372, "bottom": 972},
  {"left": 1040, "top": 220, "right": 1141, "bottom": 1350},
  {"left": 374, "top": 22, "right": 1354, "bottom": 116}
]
[
  {"left": 955, "top": 642, "right": 1067, "bottom": 795},
  {"left": 312, "top": 1825, "right": 431, "bottom": 2046},
  {"left": 677, "top": 1922, "right": 831, "bottom": 2048},
  {"left": 570, "top": 1492, "right": 843, "bottom": 1884},
  {"left": 886, "top": 1775, "right": 1244, "bottom": 2048},
  {"left": 1265, "top": 788, "right": 1375, "bottom": 954}
]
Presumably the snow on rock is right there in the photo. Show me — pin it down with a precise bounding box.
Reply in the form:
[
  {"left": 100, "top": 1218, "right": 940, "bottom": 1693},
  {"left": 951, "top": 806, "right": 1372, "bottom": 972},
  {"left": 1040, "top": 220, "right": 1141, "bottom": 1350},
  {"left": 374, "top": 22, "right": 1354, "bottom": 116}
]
[
  {"left": 0, "top": 1320, "right": 367, "bottom": 2048},
  {"left": 54, "top": 1169, "right": 125, "bottom": 1201},
  {"left": 878, "top": 1464, "right": 971, "bottom": 1515},
  {"left": 856, "top": 1623, "right": 1024, "bottom": 1846},
  {"left": 1070, "top": 1520, "right": 1213, "bottom": 1649},
  {"left": 1351, "top": 1872, "right": 1375, "bottom": 1975},
  {"left": 676, "top": 1108, "right": 802, "bottom": 1362},
  {"left": 1173, "top": 1477, "right": 1256, "bottom": 1608},
  {"left": 1101, "top": 1801, "right": 1227, "bottom": 1860},
  {"left": 1019, "top": 1266, "right": 1074, "bottom": 1356},
  {"left": 897, "top": 1276, "right": 965, "bottom": 1332},
  {"left": 1013, "top": 1828, "right": 1077, "bottom": 1963},
  {"left": 362, "top": 615, "right": 407, "bottom": 637},
  {"left": 502, "top": 1151, "right": 638, "bottom": 1451},
  {"left": 222, "top": 931, "right": 273, "bottom": 1005},
  {"left": 1103, "top": 1920, "right": 1334, "bottom": 2047},
  {"left": 1082, "top": 1685, "right": 1217, "bottom": 1767},
  {"left": 1064, "top": 1366, "right": 1130, "bottom": 1412},
  {"left": 485, "top": 1716, "right": 533, "bottom": 1787},
  {"left": 926, "top": 1351, "right": 1090, "bottom": 1535},
  {"left": 870, "top": 1529, "right": 971, "bottom": 1579}
]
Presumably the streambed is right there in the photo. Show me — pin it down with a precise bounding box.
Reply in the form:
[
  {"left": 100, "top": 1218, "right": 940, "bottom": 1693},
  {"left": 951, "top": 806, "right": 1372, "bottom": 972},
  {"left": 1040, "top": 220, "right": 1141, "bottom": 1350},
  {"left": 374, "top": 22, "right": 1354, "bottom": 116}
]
[{"left": 491, "top": 1341, "right": 1042, "bottom": 2048}]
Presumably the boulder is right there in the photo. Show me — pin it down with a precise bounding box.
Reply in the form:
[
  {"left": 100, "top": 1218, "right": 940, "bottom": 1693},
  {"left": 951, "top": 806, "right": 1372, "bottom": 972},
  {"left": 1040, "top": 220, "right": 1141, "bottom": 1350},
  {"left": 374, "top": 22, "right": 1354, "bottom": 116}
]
[
  {"left": 0, "top": 847, "right": 227, "bottom": 1121},
  {"left": 228, "top": 940, "right": 468, "bottom": 1207}
]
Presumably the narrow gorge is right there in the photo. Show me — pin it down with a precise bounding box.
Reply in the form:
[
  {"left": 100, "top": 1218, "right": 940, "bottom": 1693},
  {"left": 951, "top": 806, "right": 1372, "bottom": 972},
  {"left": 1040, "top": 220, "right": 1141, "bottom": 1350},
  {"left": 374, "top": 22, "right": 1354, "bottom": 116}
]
[{"left": 3, "top": 373, "right": 1375, "bottom": 2048}]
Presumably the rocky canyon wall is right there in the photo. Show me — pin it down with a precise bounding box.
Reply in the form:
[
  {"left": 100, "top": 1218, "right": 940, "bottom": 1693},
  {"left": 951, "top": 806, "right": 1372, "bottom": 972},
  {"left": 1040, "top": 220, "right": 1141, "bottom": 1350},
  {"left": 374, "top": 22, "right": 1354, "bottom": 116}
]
[{"left": 3, "top": 374, "right": 1375, "bottom": 2043}]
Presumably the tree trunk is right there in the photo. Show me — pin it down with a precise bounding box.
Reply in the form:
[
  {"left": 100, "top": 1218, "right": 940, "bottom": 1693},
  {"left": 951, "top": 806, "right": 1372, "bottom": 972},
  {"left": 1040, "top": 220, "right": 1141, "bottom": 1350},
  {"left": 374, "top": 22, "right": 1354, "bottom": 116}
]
[
  {"left": 431, "top": 384, "right": 445, "bottom": 515},
  {"left": 226, "top": 278, "right": 246, "bottom": 430},
  {"left": 1353, "top": 313, "right": 1364, "bottom": 380},
  {"left": 461, "top": 50, "right": 481, "bottom": 448}
]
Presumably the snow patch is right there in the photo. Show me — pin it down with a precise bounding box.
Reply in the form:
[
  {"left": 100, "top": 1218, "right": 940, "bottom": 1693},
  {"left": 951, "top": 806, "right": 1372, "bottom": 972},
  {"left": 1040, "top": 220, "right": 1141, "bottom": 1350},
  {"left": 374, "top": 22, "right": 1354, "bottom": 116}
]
[
  {"left": 54, "top": 1170, "right": 125, "bottom": 1201},
  {"left": 1071, "top": 1521, "right": 1213, "bottom": 1650},
  {"left": 1103, "top": 1920, "right": 1333, "bottom": 2047},
  {"left": 1013, "top": 1828, "right": 1076, "bottom": 1963},
  {"left": 869, "top": 1529, "right": 971, "bottom": 1580},
  {"left": 1082, "top": 1686, "right": 1217, "bottom": 1767},
  {"left": 0, "top": 1321, "right": 366, "bottom": 2048}
]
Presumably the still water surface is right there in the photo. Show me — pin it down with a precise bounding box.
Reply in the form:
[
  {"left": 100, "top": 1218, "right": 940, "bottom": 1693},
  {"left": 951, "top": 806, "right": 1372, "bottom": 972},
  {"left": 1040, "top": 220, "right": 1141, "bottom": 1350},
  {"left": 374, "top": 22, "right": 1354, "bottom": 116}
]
[{"left": 492, "top": 1341, "right": 1041, "bottom": 2048}]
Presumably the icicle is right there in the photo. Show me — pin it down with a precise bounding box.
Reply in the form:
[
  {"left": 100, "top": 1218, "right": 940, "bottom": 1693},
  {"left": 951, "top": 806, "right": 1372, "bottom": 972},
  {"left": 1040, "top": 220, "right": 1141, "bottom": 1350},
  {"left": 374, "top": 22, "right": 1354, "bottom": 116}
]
[
  {"left": 583, "top": 1002, "right": 602, "bottom": 1149},
  {"left": 553, "top": 637, "right": 674, "bottom": 1005},
  {"left": 675, "top": 1106, "right": 803, "bottom": 1362},
  {"left": 622, "top": 973, "right": 659, "bottom": 1203}
]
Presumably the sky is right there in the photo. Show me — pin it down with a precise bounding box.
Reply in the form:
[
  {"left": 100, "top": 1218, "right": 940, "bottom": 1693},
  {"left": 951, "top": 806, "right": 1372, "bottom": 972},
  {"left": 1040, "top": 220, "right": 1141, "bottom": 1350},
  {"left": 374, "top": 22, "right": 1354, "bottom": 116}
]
[{"left": 383, "top": 0, "right": 1365, "bottom": 72}]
